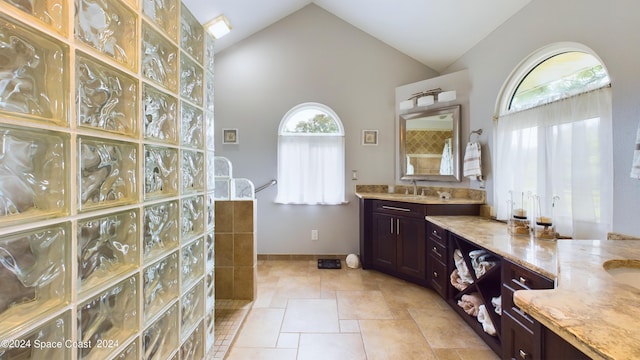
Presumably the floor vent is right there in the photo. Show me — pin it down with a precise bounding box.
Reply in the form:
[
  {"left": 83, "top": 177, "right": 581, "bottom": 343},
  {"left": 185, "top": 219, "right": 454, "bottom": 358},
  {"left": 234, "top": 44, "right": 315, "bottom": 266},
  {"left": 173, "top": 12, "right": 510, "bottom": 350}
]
[{"left": 317, "top": 259, "right": 341, "bottom": 269}]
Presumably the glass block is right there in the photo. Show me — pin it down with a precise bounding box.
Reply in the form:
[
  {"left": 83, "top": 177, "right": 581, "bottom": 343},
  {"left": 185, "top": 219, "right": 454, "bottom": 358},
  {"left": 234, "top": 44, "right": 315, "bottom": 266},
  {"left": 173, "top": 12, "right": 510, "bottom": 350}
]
[
  {"left": 205, "top": 232, "right": 214, "bottom": 271},
  {"left": 77, "top": 276, "right": 138, "bottom": 360},
  {"left": 143, "top": 83, "right": 178, "bottom": 144},
  {"left": 205, "top": 74, "right": 214, "bottom": 113},
  {"left": 181, "top": 102, "right": 203, "bottom": 149},
  {"left": 214, "top": 179, "right": 230, "bottom": 200},
  {"left": 181, "top": 150, "right": 204, "bottom": 193},
  {"left": 205, "top": 34, "right": 215, "bottom": 73},
  {"left": 232, "top": 178, "right": 255, "bottom": 200},
  {"left": 0, "top": 125, "right": 67, "bottom": 226},
  {"left": 0, "top": 311, "right": 71, "bottom": 359},
  {"left": 181, "top": 237, "right": 203, "bottom": 289},
  {"left": 180, "top": 4, "right": 203, "bottom": 64},
  {"left": 181, "top": 280, "right": 203, "bottom": 338},
  {"left": 180, "top": 55, "right": 203, "bottom": 106},
  {"left": 143, "top": 303, "right": 178, "bottom": 360},
  {"left": 75, "top": 0, "right": 137, "bottom": 71},
  {"left": 0, "top": 15, "right": 68, "bottom": 124},
  {"left": 205, "top": 271, "right": 214, "bottom": 310},
  {"left": 78, "top": 209, "right": 139, "bottom": 293},
  {"left": 205, "top": 112, "right": 214, "bottom": 150},
  {"left": 143, "top": 252, "right": 178, "bottom": 322},
  {"left": 78, "top": 137, "right": 138, "bottom": 211},
  {"left": 181, "top": 321, "right": 204, "bottom": 360},
  {"left": 2, "top": 0, "right": 66, "bottom": 35},
  {"left": 181, "top": 196, "right": 204, "bottom": 242},
  {"left": 142, "top": 23, "right": 178, "bottom": 93},
  {"left": 0, "top": 223, "right": 69, "bottom": 334},
  {"left": 144, "top": 145, "right": 179, "bottom": 200},
  {"left": 205, "top": 311, "right": 214, "bottom": 352},
  {"left": 214, "top": 156, "right": 232, "bottom": 178},
  {"left": 206, "top": 151, "right": 215, "bottom": 190},
  {"left": 113, "top": 339, "right": 138, "bottom": 360},
  {"left": 206, "top": 193, "right": 214, "bottom": 231},
  {"left": 142, "top": 0, "right": 178, "bottom": 42},
  {"left": 76, "top": 52, "right": 139, "bottom": 137},
  {"left": 143, "top": 200, "right": 179, "bottom": 260}
]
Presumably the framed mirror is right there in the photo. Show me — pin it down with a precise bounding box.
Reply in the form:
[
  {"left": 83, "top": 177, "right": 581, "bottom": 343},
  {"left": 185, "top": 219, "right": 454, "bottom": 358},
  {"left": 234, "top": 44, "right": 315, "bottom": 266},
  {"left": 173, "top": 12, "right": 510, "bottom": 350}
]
[{"left": 400, "top": 105, "right": 461, "bottom": 181}]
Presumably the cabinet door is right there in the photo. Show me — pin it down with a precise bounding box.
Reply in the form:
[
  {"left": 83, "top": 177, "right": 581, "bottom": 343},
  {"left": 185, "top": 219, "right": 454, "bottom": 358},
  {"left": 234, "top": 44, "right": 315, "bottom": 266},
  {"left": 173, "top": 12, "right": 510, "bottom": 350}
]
[
  {"left": 396, "top": 216, "right": 426, "bottom": 280},
  {"left": 371, "top": 213, "right": 396, "bottom": 272}
]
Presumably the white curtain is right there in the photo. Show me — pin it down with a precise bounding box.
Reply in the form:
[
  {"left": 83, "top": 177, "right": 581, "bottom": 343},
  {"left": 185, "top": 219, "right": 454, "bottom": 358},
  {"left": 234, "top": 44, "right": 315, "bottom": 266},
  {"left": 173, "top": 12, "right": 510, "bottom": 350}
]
[
  {"left": 275, "top": 135, "right": 345, "bottom": 205},
  {"left": 495, "top": 87, "right": 612, "bottom": 239}
]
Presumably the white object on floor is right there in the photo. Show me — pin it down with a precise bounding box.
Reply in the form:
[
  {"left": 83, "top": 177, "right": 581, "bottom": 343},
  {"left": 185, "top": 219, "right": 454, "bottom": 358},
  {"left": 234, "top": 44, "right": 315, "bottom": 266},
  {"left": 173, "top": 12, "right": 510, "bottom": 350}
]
[{"left": 346, "top": 254, "right": 360, "bottom": 269}]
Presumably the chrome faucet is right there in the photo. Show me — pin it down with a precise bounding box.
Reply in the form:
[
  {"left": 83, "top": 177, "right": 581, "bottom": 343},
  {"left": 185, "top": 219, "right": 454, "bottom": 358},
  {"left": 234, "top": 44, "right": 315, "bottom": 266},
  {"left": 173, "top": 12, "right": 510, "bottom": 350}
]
[{"left": 411, "top": 179, "right": 417, "bottom": 195}]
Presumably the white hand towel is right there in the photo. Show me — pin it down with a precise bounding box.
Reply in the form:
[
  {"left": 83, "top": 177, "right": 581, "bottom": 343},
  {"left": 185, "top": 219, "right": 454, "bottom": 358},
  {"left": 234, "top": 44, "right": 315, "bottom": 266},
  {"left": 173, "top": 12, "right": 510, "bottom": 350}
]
[
  {"left": 463, "top": 142, "right": 482, "bottom": 180},
  {"left": 631, "top": 123, "right": 640, "bottom": 179}
]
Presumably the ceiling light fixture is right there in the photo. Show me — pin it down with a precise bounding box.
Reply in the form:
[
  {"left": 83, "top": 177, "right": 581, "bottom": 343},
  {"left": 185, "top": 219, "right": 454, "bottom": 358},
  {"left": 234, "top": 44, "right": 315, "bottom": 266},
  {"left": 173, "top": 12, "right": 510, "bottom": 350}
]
[
  {"left": 205, "top": 14, "right": 232, "bottom": 39},
  {"left": 399, "top": 88, "right": 457, "bottom": 111}
]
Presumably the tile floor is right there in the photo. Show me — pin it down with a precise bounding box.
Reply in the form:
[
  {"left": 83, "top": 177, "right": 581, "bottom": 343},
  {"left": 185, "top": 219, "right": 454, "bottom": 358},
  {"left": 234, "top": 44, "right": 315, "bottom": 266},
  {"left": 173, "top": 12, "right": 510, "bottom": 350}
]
[{"left": 224, "top": 259, "right": 499, "bottom": 360}]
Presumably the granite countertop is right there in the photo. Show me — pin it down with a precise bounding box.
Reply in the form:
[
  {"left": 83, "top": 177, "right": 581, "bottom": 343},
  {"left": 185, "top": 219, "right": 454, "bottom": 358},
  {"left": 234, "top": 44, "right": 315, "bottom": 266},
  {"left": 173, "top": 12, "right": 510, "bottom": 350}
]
[
  {"left": 355, "top": 192, "right": 485, "bottom": 205},
  {"left": 425, "top": 215, "right": 640, "bottom": 360}
]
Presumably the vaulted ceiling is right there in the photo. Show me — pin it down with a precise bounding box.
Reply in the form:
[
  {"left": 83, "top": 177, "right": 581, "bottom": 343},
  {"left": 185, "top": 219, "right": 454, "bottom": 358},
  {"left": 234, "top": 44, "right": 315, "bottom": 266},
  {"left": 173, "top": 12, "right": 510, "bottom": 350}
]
[{"left": 182, "top": 0, "right": 530, "bottom": 72}]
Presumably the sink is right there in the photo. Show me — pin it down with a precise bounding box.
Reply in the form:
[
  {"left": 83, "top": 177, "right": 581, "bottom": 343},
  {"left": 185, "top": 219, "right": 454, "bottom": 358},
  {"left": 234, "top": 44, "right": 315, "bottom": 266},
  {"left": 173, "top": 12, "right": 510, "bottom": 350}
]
[{"left": 603, "top": 260, "right": 640, "bottom": 290}]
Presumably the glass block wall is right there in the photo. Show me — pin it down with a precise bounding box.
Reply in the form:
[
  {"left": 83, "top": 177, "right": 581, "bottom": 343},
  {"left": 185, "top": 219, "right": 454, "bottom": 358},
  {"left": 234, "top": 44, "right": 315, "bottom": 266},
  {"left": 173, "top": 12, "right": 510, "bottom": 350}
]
[{"left": 0, "top": 0, "right": 216, "bottom": 359}]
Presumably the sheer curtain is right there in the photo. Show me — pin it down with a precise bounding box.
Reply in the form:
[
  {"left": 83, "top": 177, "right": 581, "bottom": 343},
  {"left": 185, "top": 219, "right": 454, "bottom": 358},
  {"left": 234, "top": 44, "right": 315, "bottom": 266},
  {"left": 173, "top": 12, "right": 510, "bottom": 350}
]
[
  {"left": 275, "top": 135, "right": 345, "bottom": 205},
  {"left": 495, "top": 87, "right": 612, "bottom": 239}
]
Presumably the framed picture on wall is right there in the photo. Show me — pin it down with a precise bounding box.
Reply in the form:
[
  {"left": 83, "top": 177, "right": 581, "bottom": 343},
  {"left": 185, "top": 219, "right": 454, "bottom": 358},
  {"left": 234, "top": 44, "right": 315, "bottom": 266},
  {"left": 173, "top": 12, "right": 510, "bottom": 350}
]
[
  {"left": 362, "top": 130, "right": 378, "bottom": 145},
  {"left": 222, "top": 128, "right": 238, "bottom": 144}
]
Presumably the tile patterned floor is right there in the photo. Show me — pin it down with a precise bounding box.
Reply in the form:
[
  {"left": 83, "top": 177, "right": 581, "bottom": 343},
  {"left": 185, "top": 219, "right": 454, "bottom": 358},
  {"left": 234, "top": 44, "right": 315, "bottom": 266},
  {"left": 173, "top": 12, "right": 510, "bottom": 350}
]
[
  {"left": 225, "top": 260, "right": 499, "bottom": 360},
  {"left": 213, "top": 300, "right": 252, "bottom": 359}
]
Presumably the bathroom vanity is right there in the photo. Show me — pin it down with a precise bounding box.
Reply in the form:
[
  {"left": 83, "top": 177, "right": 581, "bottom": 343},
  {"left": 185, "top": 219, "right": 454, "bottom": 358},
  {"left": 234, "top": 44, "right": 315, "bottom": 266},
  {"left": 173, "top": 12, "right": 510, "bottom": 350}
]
[{"left": 358, "top": 192, "right": 640, "bottom": 359}]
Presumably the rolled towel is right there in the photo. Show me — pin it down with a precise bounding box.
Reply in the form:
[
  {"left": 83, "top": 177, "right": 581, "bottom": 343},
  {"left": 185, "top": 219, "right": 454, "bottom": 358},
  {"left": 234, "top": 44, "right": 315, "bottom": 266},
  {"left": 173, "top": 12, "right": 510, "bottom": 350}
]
[
  {"left": 450, "top": 269, "right": 469, "bottom": 291},
  {"left": 491, "top": 296, "right": 502, "bottom": 315},
  {"left": 458, "top": 293, "right": 482, "bottom": 316},
  {"left": 477, "top": 304, "right": 497, "bottom": 336},
  {"left": 454, "top": 249, "right": 474, "bottom": 284}
]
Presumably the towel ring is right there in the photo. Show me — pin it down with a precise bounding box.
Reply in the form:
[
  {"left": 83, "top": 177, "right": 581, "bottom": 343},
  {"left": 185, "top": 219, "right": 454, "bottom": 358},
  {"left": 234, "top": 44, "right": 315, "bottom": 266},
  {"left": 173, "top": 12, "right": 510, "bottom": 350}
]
[{"left": 468, "top": 129, "right": 483, "bottom": 142}]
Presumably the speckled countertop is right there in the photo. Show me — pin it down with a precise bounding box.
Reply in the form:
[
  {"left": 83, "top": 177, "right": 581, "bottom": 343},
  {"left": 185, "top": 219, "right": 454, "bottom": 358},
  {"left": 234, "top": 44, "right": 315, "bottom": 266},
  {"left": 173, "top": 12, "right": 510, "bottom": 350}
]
[
  {"left": 426, "top": 215, "right": 640, "bottom": 360},
  {"left": 355, "top": 192, "right": 485, "bottom": 205}
]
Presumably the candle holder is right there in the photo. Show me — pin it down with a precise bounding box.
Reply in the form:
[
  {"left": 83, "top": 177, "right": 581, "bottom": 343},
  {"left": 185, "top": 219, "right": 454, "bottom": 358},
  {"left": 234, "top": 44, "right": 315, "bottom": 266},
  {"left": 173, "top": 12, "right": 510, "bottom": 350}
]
[{"left": 507, "top": 191, "right": 530, "bottom": 236}]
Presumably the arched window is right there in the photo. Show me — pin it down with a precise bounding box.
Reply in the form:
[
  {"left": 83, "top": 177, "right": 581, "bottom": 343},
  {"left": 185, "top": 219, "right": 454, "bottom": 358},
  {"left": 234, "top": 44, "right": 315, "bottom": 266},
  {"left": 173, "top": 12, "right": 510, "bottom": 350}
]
[
  {"left": 275, "top": 103, "right": 345, "bottom": 205},
  {"left": 495, "top": 43, "right": 612, "bottom": 239}
]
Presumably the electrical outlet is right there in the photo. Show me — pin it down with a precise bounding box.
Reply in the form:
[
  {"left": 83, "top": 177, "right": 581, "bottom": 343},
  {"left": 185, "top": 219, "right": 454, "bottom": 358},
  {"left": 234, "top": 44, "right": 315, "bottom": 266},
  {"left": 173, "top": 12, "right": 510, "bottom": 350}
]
[{"left": 311, "top": 230, "right": 319, "bottom": 241}]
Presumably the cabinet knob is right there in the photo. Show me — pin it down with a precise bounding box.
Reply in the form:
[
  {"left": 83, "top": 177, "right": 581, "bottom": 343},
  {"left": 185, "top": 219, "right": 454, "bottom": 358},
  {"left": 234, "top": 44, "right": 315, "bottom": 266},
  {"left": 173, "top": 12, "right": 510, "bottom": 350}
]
[
  {"left": 433, "top": 271, "right": 438, "bottom": 278},
  {"left": 519, "top": 276, "right": 528, "bottom": 285},
  {"left": 433, "top": 230, "right": 437, "bottom": 235},
  {"left": 519, "top": 349, "right": 529, "bottom": 359}
]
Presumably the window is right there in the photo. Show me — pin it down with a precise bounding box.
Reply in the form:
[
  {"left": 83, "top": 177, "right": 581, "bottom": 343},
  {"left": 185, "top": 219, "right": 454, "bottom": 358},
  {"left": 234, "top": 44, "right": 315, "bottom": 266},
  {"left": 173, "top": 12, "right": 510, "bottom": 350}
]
[
  {"left": 495, "top": 44, "right": 612, "bottom": 239},
  {"left": 275, "top": 103, "right": 345, "bottom": 205}
]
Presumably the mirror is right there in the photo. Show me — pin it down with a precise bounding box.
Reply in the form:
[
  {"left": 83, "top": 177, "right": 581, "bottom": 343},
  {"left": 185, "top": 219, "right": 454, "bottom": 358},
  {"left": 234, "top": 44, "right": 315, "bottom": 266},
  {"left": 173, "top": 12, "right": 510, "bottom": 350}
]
[{"left": 400, "top": 105, "right": 461, "bottom": 181}]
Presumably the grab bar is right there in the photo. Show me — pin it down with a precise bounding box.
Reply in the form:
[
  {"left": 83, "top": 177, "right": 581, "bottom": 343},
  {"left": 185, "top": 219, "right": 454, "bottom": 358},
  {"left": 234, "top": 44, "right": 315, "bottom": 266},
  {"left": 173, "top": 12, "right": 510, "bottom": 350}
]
[{"left": 256, "top": 179, "right": 277, "bottom": 193}]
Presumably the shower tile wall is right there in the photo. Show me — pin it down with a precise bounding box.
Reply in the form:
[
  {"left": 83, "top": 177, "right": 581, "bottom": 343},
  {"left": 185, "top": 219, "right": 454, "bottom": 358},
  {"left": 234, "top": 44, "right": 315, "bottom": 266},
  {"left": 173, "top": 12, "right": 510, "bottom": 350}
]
[
  {"left": 0, "top": 0, "right": 216, "bottom": 359},
  {"left": 214, "top": 201, "right": 257, "bottom": 301}
]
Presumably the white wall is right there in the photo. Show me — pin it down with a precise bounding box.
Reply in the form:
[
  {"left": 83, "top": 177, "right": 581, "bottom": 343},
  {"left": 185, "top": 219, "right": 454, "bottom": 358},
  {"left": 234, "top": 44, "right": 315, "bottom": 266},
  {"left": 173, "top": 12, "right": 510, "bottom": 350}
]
[
  {"left": 214, "top": 4, "right": 436, "bottom": 254},
  {"left": 445, "top": 0, "right": 640, "bottom": 236}
]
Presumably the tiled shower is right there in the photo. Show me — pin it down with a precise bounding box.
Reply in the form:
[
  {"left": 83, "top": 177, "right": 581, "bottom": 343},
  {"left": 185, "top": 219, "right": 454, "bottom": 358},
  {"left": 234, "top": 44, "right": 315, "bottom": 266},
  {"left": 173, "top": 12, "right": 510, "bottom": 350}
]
[{"left": 0, "top": 0, "right": 216, "bottom": 359}]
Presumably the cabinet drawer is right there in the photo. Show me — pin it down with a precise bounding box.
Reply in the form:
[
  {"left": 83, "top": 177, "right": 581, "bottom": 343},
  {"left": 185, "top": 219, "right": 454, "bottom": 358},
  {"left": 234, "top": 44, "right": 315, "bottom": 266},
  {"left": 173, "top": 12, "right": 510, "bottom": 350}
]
[
  {"left": 503, "top": 259, "right": 554, "bottom": 291},
  {"left": 428, "top": 240, "right": 446, "bottom": 263},
  {"left": 426, "top": 222, "right": 447, "bottom": 246},
  {"left": 503, "top": 310, "right": 537, "bottom": 360},
  {"left": 372, "top": 200, "right": 426, "bottom": 219},
  {"left": 428, "top": 255, "right": 447, "bottom": 298}
]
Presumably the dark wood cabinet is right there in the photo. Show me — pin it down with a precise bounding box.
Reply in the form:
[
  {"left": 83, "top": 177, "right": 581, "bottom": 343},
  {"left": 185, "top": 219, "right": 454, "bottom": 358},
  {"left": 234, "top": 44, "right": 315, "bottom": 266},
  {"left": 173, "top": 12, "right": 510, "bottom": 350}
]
[
  {"left": 427, "top": 222, "right": 449, "bottom": 298},
  {"left": 501, "top": 259, "right": 553, "bottom": 360},
  {"left": 369, "top": 200, "right": 427, "bottom": 284}
]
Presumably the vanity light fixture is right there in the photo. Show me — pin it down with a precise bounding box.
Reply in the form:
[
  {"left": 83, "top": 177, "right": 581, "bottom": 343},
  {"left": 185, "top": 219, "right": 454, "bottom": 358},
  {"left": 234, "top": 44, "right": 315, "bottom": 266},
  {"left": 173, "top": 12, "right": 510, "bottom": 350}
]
[
  {"left": 205, "top": 14, "right": 232, "bottom": 39},
  {"left": 401, "top": 88, "right": 457, "bottom": 110}
]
